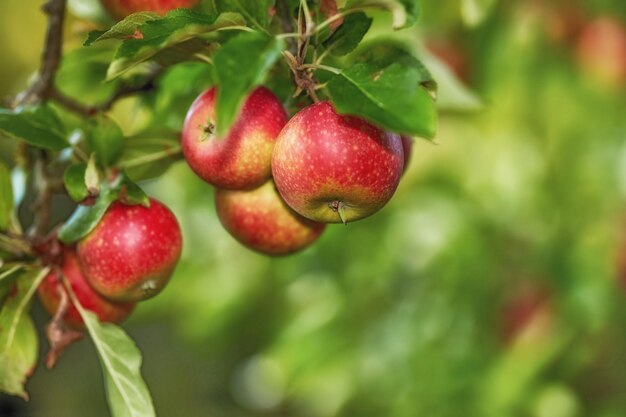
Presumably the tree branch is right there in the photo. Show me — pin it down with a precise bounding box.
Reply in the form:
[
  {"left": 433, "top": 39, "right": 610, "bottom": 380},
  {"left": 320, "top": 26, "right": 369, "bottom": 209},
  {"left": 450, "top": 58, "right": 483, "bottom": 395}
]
[
  {"left": 15, "top": 0, "right": 67, "bottom": 106},
  {"left": 49, "top": 76, "right": 158, "bottom": 117}
]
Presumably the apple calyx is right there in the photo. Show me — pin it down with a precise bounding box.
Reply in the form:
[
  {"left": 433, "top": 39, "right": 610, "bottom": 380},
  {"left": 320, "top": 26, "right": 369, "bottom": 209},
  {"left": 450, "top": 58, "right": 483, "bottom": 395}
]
[{"left": 328, "top": 200, "right": 349, "bottom": 225}]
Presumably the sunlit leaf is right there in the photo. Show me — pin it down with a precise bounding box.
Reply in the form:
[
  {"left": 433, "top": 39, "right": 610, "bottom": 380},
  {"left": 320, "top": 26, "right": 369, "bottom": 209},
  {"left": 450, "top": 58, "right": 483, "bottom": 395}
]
[{"left": 0, "top": 268, "right": 48, "bottom": 399}]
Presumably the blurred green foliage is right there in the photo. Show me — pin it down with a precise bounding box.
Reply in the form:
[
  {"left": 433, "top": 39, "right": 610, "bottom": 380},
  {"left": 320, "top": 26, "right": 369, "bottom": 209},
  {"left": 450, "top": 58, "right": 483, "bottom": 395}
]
[{"left": 2, "top": 1, "right": 626, "bottom": 417}]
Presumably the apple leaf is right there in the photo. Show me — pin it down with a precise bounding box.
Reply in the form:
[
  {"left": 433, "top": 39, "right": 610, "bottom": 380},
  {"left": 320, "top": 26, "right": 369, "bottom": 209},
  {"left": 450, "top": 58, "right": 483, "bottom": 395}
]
[
  {"left": 327, "top": 62, "right": 437, "bottom": 138},
  {"left": 84, "top": 12, "right": 161, "bottom": 46},
  {"left": 0, "top": 267, "right": 48, "bottom": 399},
  {"left": 66, "top": 286, "right": 156, "bottom": 417},
  {"left": 345, "top": 0, "right": 420, "bottom": 29},
  {"left": 88, "top": 114, "right": 125, "bottom": 167},
  {"left": 117, "top": 129, "right": 182, "bottom": 181},
  {"left": 216, "top": 0, "right": 275, "bottom": 30},
  {"left": 64, "top": 163, "right": 89, "bottom": 203},
  {"left": 0, "top": 265, "right": 26, "bottom": 302},
  {"left": 69, "top": 290, "right": 156, "bottom": 417},
  {"left": 106, "top": 10, "right": 245, "bottom": 80},
  {"left": 119, "top": 174, "right": 149, "bottom": 207},
  {"left": 0, "top": 162, "right": 13, "bottom": 231},
  {"left": 324, "top": 12, "right": 372, "bottom": 56},
  {"left": 0, "top": 105, "right": 68, "bottom": 151},
  {"left": 58, "top": 187, "right": 118, "bottom": 243},
  {"left": 213, "top": 32, "right": 284, "bottom": 136}
]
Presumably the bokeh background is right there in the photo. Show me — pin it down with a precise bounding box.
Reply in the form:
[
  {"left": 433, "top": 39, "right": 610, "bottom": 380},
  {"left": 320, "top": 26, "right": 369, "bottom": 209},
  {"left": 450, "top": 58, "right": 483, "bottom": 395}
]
[{"left": 2, "top": 0, "right": 626, "bottom": 416}]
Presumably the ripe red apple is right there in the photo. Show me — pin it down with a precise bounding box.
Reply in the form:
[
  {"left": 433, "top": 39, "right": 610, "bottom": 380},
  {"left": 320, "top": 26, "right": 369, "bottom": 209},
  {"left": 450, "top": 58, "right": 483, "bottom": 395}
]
[
  {"left": 401, "top": 135, "right": 413, "bottom": 174},
  {"left": 182, "top": 87, "right": 288, "bottom": 190},
  {"left": 576, "top": 17, "right": 626, "bottom": 88},
  {"left": 271, "top": 101, "right": 404, "bottom": 224},
  {"left": 215, "top": 181, "right": 326, "bottom": 256},
  {"left": 101, "top": 0, "right": 200, "bottom": 20},
  {"left": 38, "top": 250, "right": 135, "bottom": 329},
  {"left": 77, "top": 198, "right": 182, "bottom": 303}
]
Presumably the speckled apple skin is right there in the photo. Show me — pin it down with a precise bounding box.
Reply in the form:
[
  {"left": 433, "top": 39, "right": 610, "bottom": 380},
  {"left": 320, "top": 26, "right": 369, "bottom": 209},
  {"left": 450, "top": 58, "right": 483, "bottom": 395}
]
[
  {"left": 271, "top": 102, "right": 404, "bottom": 223},
  {"left": 77, "top": 198, "right": 182, "bottom": 303},
  {"left": 182, "top": 87, "right": 288, "bottom": 190},
  {"left": 101, "top": 0, "right": 200, "bottom": 20},
  {"left": 38, "top": 250, "right": 135, "bottom": 330},
  {"left": 215, "top": 181, "right": 325, "bottom": 256}
]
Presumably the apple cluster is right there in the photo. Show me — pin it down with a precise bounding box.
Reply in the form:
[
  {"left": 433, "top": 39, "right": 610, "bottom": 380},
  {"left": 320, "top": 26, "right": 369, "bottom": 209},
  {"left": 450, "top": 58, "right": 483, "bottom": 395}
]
[
  {"left": 38, "top": 199, "right": 182, "bottom": 329},
  {"left": 181, "top": 87, "right": 413, "bottom": 256}
]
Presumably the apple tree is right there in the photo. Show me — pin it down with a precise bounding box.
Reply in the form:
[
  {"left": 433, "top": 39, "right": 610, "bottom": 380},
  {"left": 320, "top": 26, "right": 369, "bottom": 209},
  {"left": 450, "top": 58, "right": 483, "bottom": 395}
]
[{"left": 0, "top": 0, "right": 442, "bottom": 415}]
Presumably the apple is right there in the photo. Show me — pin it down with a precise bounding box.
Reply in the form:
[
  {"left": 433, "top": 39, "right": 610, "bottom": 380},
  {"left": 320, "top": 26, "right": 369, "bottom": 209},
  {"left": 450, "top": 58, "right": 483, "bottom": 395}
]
[
  {"left": 215, "top": 181, "right": 326, "bottom": 256},
  {"left": 401, "top": 135, "right": 413, "bottom": 174},
  {"left": 576, "top": 17, "right": 626, "bottom": 88},
  {"left": 182, "top": 87, "right": 288, "bottom": 190},
  {"left": 38, "top": 249, "right": 135, "bottom": 329},
  {"left": 271, "top": 101, "right": 404, "bottom": 224},
  {"left": 101, "top": 0, "right": 200, "bottom": 20},
  {"left": 77, "top": 198, "right": 182, "bottom": 303}
]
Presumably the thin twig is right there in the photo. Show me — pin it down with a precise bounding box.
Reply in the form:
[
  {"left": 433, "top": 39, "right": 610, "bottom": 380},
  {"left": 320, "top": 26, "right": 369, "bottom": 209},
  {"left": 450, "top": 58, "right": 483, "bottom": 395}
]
[{"left": 14, "top": 0, "right": 67, "bottom": 107}]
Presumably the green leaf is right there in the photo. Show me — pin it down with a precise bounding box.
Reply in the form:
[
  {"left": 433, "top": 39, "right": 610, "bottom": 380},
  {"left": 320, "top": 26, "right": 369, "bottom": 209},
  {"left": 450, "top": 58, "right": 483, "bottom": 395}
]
[
  {"left": 213, "top": 32, "right": 284, "bottom": 136},
  {"left": 85, "top": 12, "right": 161, "bottom": 46},
  {"left": 71, "top": 294, "right": 156, "bottom": 417},
  {"left": 88, "top": 115, "right": 125, "bottom": 167},
  {"left": 461, "top": 0, "right": 497, "bottom": 27},
  {"left": 119, "top": 175, "right": 150, "bottom": 207},
  {"left": 85, "top": 154, "right": 101, "bottom": 194},
  {"left": 64, "top": 163, "right": 89, "bottom": 203},
  {"left": 0, "top": 268, "right": 48, "bottom": 399},
  {"left": 107, "top": 10, "right": 245, "bottom": 79},
  {"left": 0, "top": 264, "right": 25, "bottom": 303},
  {"left": 118, "top": 129, "right": 182, "bottom": 181},
  {"left": 327, "top": 62, "right": 437, "bottom": 138},
  {"left": 0, "top": 105, "right": 68, "bottom": 151},
  {"left": 324, "top": 12, "right": 372, "bottom": 56},
  {"left": 0, "top": 163, "right": 13, "bottom": 231},
  {"left": 345, "top": 0, "right": 420, "bottom": 29},
  {"left": 216, "top": 0, "right": 275, "bottom": 30},
  {"left": 58, "top": 187, "right": 118, "bottom": 243}
]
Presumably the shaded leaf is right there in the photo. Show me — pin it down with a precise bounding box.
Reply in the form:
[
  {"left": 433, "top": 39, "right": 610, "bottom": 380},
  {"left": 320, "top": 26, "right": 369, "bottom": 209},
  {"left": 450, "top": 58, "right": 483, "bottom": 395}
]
[
  {"left": 63, "top": 163, "right": 89, "bottom": 203},
  {"left": 58, "top": 187, "right": 118, "bottom": 243},
  {"left": 0, "top": 268, "right": 49, "bottom": 399},
  {"left": 117, "top": 129, "right": 181, "bottom": 181},
  {"left": 0, "top": 106, "right": 68, "bottom": 151},
  {"left": 0, "top": 163, "right": 13, "bottom": 231},
  {"left": 327, "top": 62, "right": 437, "bottom": 138},
  {"left": 216, "top": 0, "right": 275, "bottom": 30},
  {"left": 119, "top": 175, "right": 149, "bottom": 207},
  {"left": 107, "top": 10, "right": 245, "bottom": 79},
  {"left": 70, "top": 291, "right": 155, "bottom": 417},
  {"left": 213, "top": 32, "right": 284, "bottom": 136},
  {"left": 88, "top": 115, "right": 124, "bottom": 167},
  {"left": 324, "top": 12, "right": 372, "bottom": 55}
]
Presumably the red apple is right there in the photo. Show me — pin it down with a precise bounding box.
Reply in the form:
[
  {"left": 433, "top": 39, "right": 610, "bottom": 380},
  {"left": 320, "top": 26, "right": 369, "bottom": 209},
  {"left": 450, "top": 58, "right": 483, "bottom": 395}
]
[
  {"left": 576, "top": 17, "right": 626, "bottom": 87},
  {"left": 77, "top": 198, "right": 182, "bottom": 303},
  {"left": 401, "top": 135, "right": 413, "bottom": 174},
  {"left": 182, "top": 87, "right": 288, "bottom": 190},
  {"left": 101, "top": 0, "right": 200, "bottom": 20},
  {"left": 271, "top": 101, "right": 404, "bottom": 224},
  {"left": 38, "top": 250, "right": 135, "bottom": 330},
  {"left": 215, "top": 181, "right": 326, "bottom": 256}
]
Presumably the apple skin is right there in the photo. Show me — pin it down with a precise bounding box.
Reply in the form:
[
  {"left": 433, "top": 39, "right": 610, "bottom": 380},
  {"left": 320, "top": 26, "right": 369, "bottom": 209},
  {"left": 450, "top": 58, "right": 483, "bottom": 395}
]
[
  {"left": 182, "top": 87, "right": 288, "bottom": 190},
  {"left": 101, "top": 0, "right": 200, "bottom": 20},
  {"left": 576, "top": 17, "right": 626, "bottom": 87},
  {"left": 215, "top": 181, "right": 326, "bottom": 256},
  {"left": 38, "top": 250, "right": 135, "bottom": 330},
  {"left": 77, "top": 198, "right": 182, "bottom": 303},
  {"left": 271, "top": 101, "right": 404, "bottom": 224}
]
